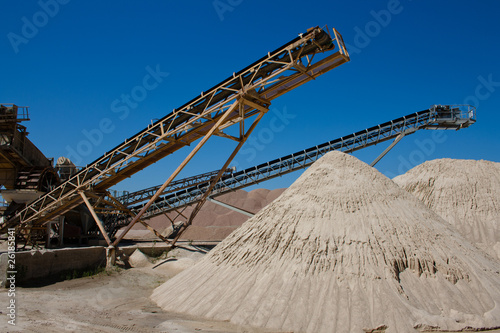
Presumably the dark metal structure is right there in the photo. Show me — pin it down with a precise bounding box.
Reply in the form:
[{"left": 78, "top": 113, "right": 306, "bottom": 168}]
[
  {"left": 0, "top": 104, "right": 54, "bottom": 188},
  {"left": 0, "top": 104, "right": 58, "bottom": 220}
]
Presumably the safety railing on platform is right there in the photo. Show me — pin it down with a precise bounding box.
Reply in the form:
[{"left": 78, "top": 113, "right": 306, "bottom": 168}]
[
  {"left": 115, "top": 169, "right": 233, "bottom": 205},
  {"left": 2, "top": 26, "right": 349, "bottom": 235},
  {"left": 123, "top": 105, "right": 475, "bottom": 224},
  {"left": 0, "top": 104, "right": 30, "bottom": 122}
]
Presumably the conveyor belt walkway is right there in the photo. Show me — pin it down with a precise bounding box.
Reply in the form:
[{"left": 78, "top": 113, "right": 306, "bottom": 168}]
[
  {"left": 2, "top": 26, "right": 350, "bottom": 248},
  {"left": 111, "top": 105, "right": 475, "bottom": 244}
]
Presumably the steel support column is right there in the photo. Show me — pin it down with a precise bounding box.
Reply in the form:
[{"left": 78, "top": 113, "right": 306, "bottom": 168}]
[
  {"left": 79, "top": 191, "right": 112, "bottom": 246},
  {"left": 105, "top": 192, "right": 171, "bottom": 244},
  {"left": 112, "top": 99, "right": 242, "bottom": 247},
  {"left": 370, "top": 127, "right": 416, "bottom": 167},
  {"left": 171, "top": 108, "right": 267, "bottom": 246},
  {"left": 206, "top": 197, "right": 255, "bottom": 217}
]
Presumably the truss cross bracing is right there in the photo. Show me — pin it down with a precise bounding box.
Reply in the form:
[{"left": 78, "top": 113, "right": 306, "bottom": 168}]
[
  {"left": 114, "top": 169, "right": 232, "bottom": 206},
  {"left": 1, "top": 26, "right": 350, "bottom": 244},
  {"left": 116, "top": 105, "right": 475, "bottom": 237}
]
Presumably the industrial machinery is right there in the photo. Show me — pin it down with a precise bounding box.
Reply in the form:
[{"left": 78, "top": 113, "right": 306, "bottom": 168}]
[
  {"left": 1, "top": 26, "right": 350, "bottom": 249},
  {"left": 0, "top": 104, "right": 59, "bottom": 218},
  {"left": 2, "top": 24, "right": 476, "bottom": 252},
  {"left": 105, "top": 104, "right": 477, "bottom": 243}
]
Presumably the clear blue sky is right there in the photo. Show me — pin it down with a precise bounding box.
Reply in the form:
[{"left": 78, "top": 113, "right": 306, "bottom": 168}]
[{"left": 1, "top": 0, "right": 499, "bottom": 193}]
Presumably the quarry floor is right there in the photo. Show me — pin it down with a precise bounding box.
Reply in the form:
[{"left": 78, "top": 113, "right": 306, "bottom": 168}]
[
  {"left": 0, "top": 247, "right": 279, "bottom": 333},
  {"left": 1, "top": 247, "right": 499, "bottom": 333}
]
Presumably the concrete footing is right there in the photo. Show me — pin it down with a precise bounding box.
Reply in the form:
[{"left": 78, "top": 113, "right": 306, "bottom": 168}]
[
  {"left": 0, "top": 243, "right": 183, "bottom": 286},
  {"left": 106, "top": 246, "right": 116, "bottom": 268},
  {"left": 0, "top": 246, "right": 106, "bottom": 287}
]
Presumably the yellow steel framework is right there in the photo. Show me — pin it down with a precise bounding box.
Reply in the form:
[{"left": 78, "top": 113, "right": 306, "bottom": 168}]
[{"left": 1, "top": 26, "right": 350, "bottom": 248}]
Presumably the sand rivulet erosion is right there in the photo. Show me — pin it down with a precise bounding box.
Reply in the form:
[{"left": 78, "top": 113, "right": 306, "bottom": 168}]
[
  {"left": 152, "top": 151, "right": 500, "bottom": 333},
  {"left": 394, "top": 158, "right": 500, "bottom": 260}
]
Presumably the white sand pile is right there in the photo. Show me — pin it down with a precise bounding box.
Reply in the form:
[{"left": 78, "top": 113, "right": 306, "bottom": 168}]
[
  {"left": 152, "top": 247, "right": 206, "bottom": 277},
  {"left": 127, "top": 249, "right": 151, "bottom": 268},
  {"left": 151, "top": 151, "right": 500, "bottom": 333},
  {"left": 394, "top": 158, "right": 500, "bottom": 260},
  {"left": 126, "top": 188, "right": 286, "bottom": 242}
]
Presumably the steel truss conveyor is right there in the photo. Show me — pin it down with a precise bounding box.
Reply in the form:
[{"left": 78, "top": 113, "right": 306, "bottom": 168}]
[
  {"left": 2, "top": 26, "right": 350, "bottom": 243},
  {"left": 115, "top": 169, "right": 233, "bottom": 206},
  {"left": 125, "top": 105, "right": 475, "bottom": 226}
]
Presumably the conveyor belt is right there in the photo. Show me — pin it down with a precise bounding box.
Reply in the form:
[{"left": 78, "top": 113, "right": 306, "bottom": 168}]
[
  {"left": 115, "top": 169, "right": 232, "bottom": 206},
  {"left": 1, "top": 26, "right": 349, "bottom": 235},
  {"left": 122, "top": 105, "right": 475, "bottom": 225}
]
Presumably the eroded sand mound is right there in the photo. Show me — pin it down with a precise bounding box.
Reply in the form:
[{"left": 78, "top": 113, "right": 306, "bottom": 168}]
[
  {"left": 127, "top": 249, "right": 151, "bottom": 268},
  {"left": 152, "top": 151, "right": 500, "bottom": 333},
  {"left": 394, "top": 159, "right": 500, "bottom": 259}
]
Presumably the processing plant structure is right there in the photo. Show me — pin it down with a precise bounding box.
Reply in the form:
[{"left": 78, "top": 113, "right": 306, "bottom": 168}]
[{"left": 0, "top": 27, "right": 476, "bottom": 257}]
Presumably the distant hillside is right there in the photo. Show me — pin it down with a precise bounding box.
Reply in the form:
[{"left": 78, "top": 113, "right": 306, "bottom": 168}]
[{"left": 121, "top": 188, "right": 286, "bottom": 241}]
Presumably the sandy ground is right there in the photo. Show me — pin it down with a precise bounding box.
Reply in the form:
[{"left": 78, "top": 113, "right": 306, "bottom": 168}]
[
  {"left": 153, "top": 152, "right": 500, "bottom": 333},
  {"left": 0, "top": 247, "right": 281, "bottom": 333},
  {"left": 0, "top": 247, "right": 499, "bottom": 333}
]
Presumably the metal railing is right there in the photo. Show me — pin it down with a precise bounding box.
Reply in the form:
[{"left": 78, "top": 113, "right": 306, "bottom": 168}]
[
  {"left": 122, "top": 104, "right": 475, "bottom": 224},
  {"left": 0, "top": 104, "right": 30, "bottom": 122},
  {"left": 428, "top": 104, "right": 476, "bottom": 128},
  {"left": 2, "top": 26, "right": 349, "bottom": 234},
  {"left": 115, "top": 169, "right": 233, "bottom": 205}
]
